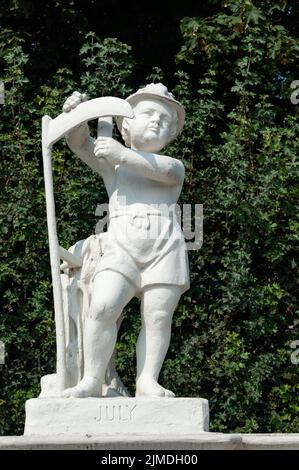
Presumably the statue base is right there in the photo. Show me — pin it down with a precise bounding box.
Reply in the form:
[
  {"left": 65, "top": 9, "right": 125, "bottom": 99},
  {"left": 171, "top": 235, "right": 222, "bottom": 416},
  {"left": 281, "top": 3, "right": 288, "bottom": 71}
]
[{"left": 24, "top": 397, "right": 209, "bottom": 436}]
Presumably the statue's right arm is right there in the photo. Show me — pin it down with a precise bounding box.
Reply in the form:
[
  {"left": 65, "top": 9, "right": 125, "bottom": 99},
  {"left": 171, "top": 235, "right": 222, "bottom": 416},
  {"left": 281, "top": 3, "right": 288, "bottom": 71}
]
[
  {"left": 63, "top": 92, "right": 115, "bottom": 191},
  {"left": 63, "top": 92, "right": 101, "bottom": 173},
  {"left": 66, "top": 123, "right": 101, "bottom": 175},
  {"left": 66, "top": 124, "right": 116, "bottom": 196}
]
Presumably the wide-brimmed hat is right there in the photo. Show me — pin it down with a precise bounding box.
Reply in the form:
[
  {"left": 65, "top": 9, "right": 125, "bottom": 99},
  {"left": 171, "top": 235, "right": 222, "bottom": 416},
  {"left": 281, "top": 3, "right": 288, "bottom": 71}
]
[{"left": 116, "top": 83, "right": 185, "bottom": 142}]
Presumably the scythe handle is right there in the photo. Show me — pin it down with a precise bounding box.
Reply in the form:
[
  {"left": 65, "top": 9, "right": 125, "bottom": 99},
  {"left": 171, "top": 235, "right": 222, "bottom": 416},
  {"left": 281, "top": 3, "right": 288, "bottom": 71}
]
[{"left": 42, "top": 115, "right": 67, "bottom": 393}]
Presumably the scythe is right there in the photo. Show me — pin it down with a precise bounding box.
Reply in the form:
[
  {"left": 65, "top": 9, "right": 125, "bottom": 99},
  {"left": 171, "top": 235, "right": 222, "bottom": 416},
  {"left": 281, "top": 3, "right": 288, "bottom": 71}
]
[{"left": 41, "top": 97, "right": 134, "bottom": 393}]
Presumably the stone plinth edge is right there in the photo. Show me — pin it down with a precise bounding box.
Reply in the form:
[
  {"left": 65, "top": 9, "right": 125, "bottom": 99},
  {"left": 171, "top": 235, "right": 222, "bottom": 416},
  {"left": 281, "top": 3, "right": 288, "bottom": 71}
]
[{"left": 1, "top": 434, "right": 299, "bottom": 450}]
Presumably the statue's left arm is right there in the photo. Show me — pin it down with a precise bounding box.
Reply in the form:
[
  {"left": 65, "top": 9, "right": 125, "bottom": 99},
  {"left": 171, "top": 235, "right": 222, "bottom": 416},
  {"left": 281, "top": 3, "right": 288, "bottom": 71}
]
[
  {"left": 123, "top": 148, "right": 185, "bottom": 186},
  {"left": 94, "top": 137, "right": 185, "bottom": 186}
]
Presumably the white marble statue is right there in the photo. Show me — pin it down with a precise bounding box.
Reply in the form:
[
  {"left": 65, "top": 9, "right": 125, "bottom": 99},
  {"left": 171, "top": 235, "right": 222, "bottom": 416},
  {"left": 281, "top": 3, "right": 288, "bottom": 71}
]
[{"left": 45, "top": 83, "right": 190, "bottom": 399}]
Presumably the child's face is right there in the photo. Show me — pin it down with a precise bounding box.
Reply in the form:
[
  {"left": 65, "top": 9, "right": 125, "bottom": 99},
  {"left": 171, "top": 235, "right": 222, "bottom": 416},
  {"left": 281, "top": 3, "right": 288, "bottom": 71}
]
[{"left": 129, "top": 99, "right": 175, "bottom": 152}]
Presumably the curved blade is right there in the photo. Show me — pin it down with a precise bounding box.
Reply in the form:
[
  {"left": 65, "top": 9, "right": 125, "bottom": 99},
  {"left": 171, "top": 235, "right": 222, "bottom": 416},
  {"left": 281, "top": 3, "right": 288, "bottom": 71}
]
[{"left": 46, "top": 96, "right": 134, "bottom": 146}]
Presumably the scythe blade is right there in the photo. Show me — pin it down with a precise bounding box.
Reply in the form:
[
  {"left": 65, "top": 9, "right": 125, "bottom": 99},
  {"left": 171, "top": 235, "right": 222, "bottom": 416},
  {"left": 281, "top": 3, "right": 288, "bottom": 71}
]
[{"left": 46, "top": 96, "right": 134, "bottom": 146}]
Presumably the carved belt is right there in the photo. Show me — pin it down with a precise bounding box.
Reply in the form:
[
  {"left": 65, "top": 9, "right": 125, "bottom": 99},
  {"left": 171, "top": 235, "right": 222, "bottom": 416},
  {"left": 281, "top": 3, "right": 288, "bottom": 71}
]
[{"left": 109, "top": 210, "right": 162, "bottom": 230}]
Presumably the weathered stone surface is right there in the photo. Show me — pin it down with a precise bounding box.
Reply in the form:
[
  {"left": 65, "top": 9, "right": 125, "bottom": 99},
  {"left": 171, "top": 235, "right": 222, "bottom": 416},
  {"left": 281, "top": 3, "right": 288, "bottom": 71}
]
[
  {"left": 1, "top": 433, "right": 299, "bottom": 450},
  {"left": 24, "top": 397, "right": 209, "bottom": 436}
]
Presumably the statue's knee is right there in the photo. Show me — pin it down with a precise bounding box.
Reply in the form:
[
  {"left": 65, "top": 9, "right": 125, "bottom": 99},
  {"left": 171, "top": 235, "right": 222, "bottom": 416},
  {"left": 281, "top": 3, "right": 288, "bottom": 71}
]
[
  {"left": 88, "top": 298, "right": 119, "bottom": 322},
  {"left": 146, "top": 309, "right": 172, "bottom": 328}
]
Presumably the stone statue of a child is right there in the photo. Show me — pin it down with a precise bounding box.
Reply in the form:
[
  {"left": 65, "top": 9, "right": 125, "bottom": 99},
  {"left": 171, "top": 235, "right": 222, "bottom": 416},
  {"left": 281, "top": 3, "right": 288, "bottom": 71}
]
[{"left": 62, "top": 83, "right": 189, "bottom": 398}]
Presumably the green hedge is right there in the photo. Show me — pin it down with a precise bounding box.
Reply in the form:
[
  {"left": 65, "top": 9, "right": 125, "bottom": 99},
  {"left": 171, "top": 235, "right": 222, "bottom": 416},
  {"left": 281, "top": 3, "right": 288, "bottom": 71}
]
[{"left": 0, "top": 0, "right": 298, "bottom": 435}]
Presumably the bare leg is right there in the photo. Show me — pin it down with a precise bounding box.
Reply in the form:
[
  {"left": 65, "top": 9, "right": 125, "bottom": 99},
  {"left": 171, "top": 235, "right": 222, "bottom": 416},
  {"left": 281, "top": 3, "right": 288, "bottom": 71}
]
[
  {"left": 136, "top": 284, "right": 182, "bottom": 397},
  {"left": 63, "top": 270, "right": 135, "bottom": 398}
]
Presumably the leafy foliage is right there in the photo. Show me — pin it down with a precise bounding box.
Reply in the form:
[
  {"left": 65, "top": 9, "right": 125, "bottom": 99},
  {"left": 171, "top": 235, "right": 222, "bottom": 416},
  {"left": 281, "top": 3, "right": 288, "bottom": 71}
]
[
  {"left": 166, "top": 0, "right": 299, "bottom": 432},
  {"left": 1, "top": 0, "right": 298, "bottom": 435}
]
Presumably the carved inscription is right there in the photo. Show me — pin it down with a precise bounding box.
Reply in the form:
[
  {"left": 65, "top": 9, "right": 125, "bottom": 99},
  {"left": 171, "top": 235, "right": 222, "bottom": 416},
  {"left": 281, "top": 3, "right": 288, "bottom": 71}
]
[{"left": 96, "top": 404, "right": 137, "bottom": 422}]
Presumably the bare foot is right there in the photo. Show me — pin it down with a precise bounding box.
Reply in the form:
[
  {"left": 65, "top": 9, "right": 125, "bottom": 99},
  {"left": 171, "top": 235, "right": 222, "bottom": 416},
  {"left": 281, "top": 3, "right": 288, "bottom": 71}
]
[
  {"left": 63, "top": 376, "right": 102, "bottom": 398},
  {"left": 136, "top": 376, "right": 175, "bottom": 398}
]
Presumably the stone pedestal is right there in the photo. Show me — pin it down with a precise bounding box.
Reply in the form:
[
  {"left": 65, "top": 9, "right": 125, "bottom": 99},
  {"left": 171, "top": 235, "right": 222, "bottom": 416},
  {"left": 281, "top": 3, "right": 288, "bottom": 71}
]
[{"left": 24, "top": 397, "right": 209, "bottom": 436}]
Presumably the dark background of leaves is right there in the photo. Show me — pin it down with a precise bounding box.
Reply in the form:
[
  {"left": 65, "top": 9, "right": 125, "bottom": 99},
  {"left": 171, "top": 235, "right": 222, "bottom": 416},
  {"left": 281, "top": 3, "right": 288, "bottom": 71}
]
[{"left": 0, "top": 0, "right": 298, "bottom": 435}]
